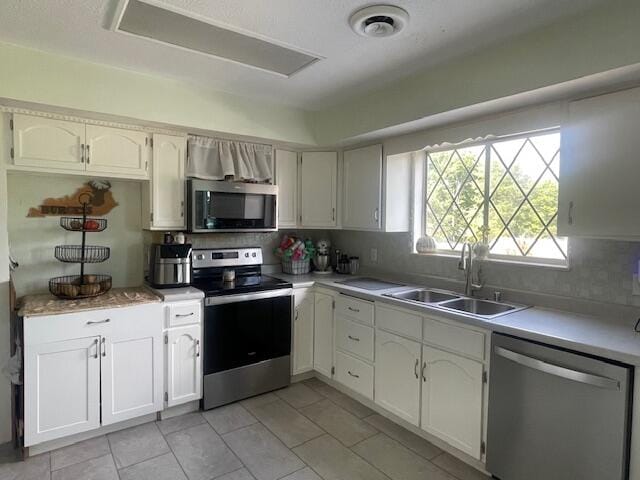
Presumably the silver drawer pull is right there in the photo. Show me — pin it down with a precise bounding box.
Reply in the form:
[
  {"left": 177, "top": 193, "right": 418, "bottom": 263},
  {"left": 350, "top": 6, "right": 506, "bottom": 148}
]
[
  {"left": 87, "top": 319, "right": 110, "bottom": 325},
  {"left": 494, "top": 347, "right": 620, "bottom": 390},
  {"left": 347, "top": 307, "right": 360, "bottom": 313},
  {"left": 347, "top": 370, "right": 360, "bottom": 379},
  {"left": 347, "top": 335, "right": 360, "bottom": 342},
  {"left": 175, "top": 312, "right": 194, "bottom": 318}
]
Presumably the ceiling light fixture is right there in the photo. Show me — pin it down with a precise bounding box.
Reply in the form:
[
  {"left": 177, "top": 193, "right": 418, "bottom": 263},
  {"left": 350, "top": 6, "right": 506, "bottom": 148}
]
[{"left": 349, "top": 5, "right": 409, "bottom": 38}]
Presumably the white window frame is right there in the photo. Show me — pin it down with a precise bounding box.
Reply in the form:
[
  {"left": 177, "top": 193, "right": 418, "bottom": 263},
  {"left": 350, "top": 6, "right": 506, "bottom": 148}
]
[{"left": 418, "top": 128, "right": 568, "bottom": 268}]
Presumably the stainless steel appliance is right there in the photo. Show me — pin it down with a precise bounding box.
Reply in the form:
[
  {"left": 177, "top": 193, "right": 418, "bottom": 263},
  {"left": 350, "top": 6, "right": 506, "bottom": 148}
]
[
  {"left": 192, "top": 247, "right": 292, "bottom": 410},
  {"left": 487, "top": 333, "right": 633, "bottom": 480},
  {"left": 148, "top": 243, "right": 192, "bottom": 288},
  {"left": 188, "top": 179, "right": 277, "bottom": 233}
]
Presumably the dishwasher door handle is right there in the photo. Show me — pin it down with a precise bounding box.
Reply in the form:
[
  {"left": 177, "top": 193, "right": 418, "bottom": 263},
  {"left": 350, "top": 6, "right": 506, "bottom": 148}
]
[{"left": 494, "top": 346, "right": 620, "bottom": 390}]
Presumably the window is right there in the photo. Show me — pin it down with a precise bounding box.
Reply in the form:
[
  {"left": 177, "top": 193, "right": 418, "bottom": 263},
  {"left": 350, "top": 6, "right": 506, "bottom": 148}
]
[{"left": 424, "top": 129, "right": 567, "bottom": 264}]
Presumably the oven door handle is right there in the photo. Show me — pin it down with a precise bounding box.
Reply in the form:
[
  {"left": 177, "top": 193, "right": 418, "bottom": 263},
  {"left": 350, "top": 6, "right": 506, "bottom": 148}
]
[{"left": 205, "top": 288, "right": 293, "bottom": 306}]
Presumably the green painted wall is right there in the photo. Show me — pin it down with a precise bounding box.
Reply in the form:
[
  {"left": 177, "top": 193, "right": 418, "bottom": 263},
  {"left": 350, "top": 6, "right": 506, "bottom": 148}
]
[
  {"left": 313, "top": 0, "right": 640, "bottom": 145},
  {"left": 0, "top": 42, "right": 317, "bottom": 146}
]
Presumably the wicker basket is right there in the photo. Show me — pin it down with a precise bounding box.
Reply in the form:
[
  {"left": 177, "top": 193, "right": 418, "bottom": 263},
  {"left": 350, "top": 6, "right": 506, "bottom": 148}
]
[{"left": 281, "top": 258, "right": 311, "bottom": 275}]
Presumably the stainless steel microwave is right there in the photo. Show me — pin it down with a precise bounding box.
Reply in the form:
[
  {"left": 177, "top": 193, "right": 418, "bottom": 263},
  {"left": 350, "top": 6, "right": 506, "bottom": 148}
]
[{"left": 187, "top": 179, "right": 278, "bottom": 233}]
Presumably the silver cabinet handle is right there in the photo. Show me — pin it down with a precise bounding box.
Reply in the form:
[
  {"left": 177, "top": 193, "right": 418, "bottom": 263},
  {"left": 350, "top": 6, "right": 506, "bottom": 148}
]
[
  {"left": 414, "top": 359, "right": 419, "bottom": 379},
  {"left": 93, "top": 338, "right": 99, "bottom": 359},
  {"left": 421, "top": 362, "right": 427, "bottom": 382},
  {"left": 86, "top": 144, "right": 90, "bottom": 164},
  {"left": 181, "top": 200, "right": 184, "bottom": 218},
  {"left": 195, "top": 339, "right": 200, "bottom": 357},
  {"left": 295, "top": 310, "right": 299, "bottom": 321},
  {"left": 332, "top": 207, "right": 336, "bottom": 222},
  {"left": 568, "top": 201, "right": 574, "bottom": 225},
  {"left": 494, "top": 347, "right": 620, "bottom": 390},
  {"left": 87, "top": 318, "right": 110, "bottom": 325},
  {"left": 348, "top": 370, "right": 360, "bottom": 379},
  {"left": 175, "top": 312, "right": 194, "bottom": 318},
  {"left": 347, "top": 307, "right": 360, "bottom": 313},
  {"left": 80, "top": 144, "right": 85, "bottom": 163},
  {"left": 373, "top": 208, "right": 379, "bottom": 222},
  {"left": 347, "top": 335, "right": 360, "bottom": 342},
  {"left": 101, "top": 337, "right": 106, "bottom": 357}
]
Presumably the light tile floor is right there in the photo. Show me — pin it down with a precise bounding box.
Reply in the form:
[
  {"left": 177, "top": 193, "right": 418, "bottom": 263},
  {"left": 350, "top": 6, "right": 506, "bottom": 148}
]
[{"left": 0, "top": 378, "right": 490, "bottom": 480}]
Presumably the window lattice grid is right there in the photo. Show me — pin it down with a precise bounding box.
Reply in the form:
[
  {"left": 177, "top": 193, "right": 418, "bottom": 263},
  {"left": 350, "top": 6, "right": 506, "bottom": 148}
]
[{"left": 424, "top": 130, "right": 567, "bottom": 261}]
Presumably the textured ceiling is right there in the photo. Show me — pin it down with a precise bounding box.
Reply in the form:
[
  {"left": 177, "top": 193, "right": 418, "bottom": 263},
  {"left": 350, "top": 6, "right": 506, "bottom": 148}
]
[{"left": 0, "top": 0, "right": 606, "bottom": 110}]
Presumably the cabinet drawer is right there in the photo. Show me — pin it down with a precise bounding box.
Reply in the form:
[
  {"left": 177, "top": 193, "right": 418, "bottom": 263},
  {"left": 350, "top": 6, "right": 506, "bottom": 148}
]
[
  {"left": 335, "top": 351, "right": 374, "bottom": 400},
  {"left": 423, "top": 315, "right": 485, "bottom": 361},
  {"left": 336, "top": 317, "right": 374, "bottom": 361},
  {"left": 335, "top": 295, "right": 374, "bottom": 325},
  {"left": 167, "top": 302, "right": 202, "bottom": 328},
  {"left": 376, "top": 303, "right": 422, "bottom": 340}
]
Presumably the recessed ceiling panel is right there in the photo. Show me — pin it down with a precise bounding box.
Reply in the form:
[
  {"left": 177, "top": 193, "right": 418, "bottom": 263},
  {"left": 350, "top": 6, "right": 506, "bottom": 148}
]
[{"left": 114, "top": 0, "right": 320, "bottom": 77}]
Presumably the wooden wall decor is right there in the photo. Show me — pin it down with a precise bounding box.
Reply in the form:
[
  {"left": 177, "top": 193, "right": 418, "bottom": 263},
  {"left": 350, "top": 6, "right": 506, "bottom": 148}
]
[{"left": 27, "top": 180, "right": 119, "bottom": 217}]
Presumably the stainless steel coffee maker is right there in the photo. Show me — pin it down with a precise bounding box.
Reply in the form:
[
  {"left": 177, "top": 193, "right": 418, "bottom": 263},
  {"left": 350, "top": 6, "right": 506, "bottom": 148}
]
[{"left": 148, "top": 243, "right": 192, "bottom": 288}]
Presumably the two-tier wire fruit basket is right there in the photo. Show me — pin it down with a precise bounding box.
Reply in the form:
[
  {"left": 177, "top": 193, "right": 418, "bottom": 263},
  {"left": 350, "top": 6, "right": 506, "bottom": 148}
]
[{"left": 49, "top": 193, "right": 112, "bottom": 299}]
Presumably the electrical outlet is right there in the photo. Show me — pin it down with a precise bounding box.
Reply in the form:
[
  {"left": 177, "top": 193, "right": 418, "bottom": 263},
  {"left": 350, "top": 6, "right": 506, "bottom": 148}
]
[{"left": 370, "top": 248, "right": 378, "bottom": 263}]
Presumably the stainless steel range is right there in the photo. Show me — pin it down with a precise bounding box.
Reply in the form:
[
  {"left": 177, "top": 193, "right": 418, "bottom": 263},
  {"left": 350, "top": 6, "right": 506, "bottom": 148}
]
[{"left": 191, "top": 247, "right": 293, "bottom": 410}]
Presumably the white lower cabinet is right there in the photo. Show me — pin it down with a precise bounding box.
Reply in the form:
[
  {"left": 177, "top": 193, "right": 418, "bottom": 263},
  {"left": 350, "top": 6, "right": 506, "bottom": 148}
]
[
  {"left": 421, "top": 345, "right": 484, "bottom": 459},
  {"left": 166, "top": 325, "right": 202, "bottom": 407},
  {"left": 313, "top": 291, "right": 334, "bottom": 378},
  {"left": 101, "top": 306, "right": 164, "bottom": 426},
  {"left": 24, "top": 336, "right": 101, "bottom": 445},
  {"left": 375, "top": 330, "right": 421, "bottom": 426},
  {"left": 24, "top": 303, "right": 163, "bottom": 447},
  {"left": 293, "top": 288, "right": 315, "bottom": 375}
]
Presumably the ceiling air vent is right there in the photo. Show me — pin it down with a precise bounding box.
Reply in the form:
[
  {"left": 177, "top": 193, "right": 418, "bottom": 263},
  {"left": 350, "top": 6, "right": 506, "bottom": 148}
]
[
  {"left": 349, "top": 5, "right": 409, "bottom": 38},
  {"left": 112, "top": 0, "right": 321, "bottom": 77}
]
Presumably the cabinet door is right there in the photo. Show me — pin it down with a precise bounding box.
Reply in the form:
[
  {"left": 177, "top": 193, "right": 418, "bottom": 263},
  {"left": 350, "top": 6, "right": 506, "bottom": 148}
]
[
  {"left": 343, "top": 144, "right": 382, "bottom": 230},
  {"left": 314, "top": 292, "right": 334, "bottom": 377},
  {"left": 300, "top": 151, "right": 338, "bottom": 228},
  {"left": 275, "top": 149, "right": 299, "bottom": 228},
  {"left": 558, "top": 87, "right": 640, "bottom": 238},
  {"left": 12, "top": 114, "right": 85, "bottom": 171},
  {"left": 101, "top": 304, "right": 163, "bottom": 425},
  {"left": 166, "top": 325, "right": 202, "bottom": 407},
  {"left": 421, "top": 345, "right": 484, "bottom": 459},
  {"left": 86, "top": 125, "right": 149, "bottom": 177},
  {"left": 24, "top": 336, "right": 101, "bottom": 446},
  {"left": 293, "top": 289, "right": 314, "bottom": 375},
  {"left": 375, "top": 331, "right": 421, "bottom": 426},
  {"left": 151, "top": 134, "right": 187, "bottom": 229}
]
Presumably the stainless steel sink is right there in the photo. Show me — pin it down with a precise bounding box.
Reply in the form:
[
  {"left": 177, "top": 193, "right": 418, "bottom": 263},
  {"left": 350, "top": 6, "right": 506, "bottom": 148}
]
[
  {"left": 386, "top": 289, "right": 460, "bottom": 304},
  {"left": 438, "top": 298, "right": 522, "bottom": 318}
]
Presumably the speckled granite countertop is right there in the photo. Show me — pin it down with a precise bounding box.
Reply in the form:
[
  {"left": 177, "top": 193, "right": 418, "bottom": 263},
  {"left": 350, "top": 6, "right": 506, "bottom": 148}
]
[{"left": 18, "top": 287, "right": 162, "bottom": 317}]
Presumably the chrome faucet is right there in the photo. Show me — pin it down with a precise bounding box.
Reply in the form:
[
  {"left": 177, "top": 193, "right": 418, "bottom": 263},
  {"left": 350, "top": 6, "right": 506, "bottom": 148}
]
[{"left": 458, "top": 242, "right": 484, "bottom": 296}]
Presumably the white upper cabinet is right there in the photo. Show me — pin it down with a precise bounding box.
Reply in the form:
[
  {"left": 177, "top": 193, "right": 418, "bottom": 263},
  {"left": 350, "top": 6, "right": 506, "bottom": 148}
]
[
  {"left": 275, "top": 149, "right": 299, "bottom": 228},
  {"left": 558, "top": 87, "right": 640, "bottom": 239},
  {"left": 343, "top": 144, "right": 382, "bottom": 230},
  {"left": 146, "top": 133, "right": 187, "bottom": 230},
  {"left": 313, "top": 290, "right": 334, "bottom": 378},
  {"left": 421, "top": 345, "right": 484, "bottom": 459},
  {"left": 12, "top": 114, "right": 85, "bottom": 171},
  {"left": 375, "top": 330, "right": 422, "bottom": 426},
  {"left": 293, "top": 288, "right": 315, "bottom": 375},
  {"left": 300, "top": 151, "right": 338, "bottom": 228},
  {"left": 86, "top": 125, "right": 149, "bottom": 178}
]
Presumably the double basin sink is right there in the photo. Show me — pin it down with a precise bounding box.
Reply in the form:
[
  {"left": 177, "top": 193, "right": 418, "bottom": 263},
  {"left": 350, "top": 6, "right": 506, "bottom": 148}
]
[{"left": 385, "top": 288, "right": 526, "bottom": 319}]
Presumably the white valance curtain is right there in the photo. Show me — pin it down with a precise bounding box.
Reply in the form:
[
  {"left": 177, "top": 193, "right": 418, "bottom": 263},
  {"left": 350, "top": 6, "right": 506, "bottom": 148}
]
[{"left": 187, "top": 136, "right": 273, "bottom": 182}]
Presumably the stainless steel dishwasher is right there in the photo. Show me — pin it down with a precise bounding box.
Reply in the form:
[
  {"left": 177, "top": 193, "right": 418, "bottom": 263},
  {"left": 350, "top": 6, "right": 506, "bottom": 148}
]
[{"left": 487, "top": 333, "right": 633, "bottom": 480}]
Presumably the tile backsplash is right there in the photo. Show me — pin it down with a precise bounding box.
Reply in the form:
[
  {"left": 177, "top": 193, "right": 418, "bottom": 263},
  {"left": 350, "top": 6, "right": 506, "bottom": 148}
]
[{"left": 329, "top": 230, "right": 640, "bottom": 309}]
